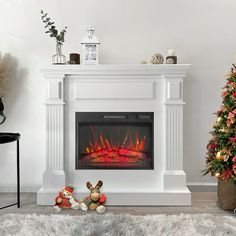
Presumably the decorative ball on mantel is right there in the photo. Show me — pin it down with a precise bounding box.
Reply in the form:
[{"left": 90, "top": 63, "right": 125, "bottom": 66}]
[{"left": 150, "top": 53, "right": 164, "bottom": 64}]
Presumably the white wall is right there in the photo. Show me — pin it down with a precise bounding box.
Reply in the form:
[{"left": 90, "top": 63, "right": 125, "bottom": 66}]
[{"left": 0, "top": 0, "right": 235, "bottom": 190}]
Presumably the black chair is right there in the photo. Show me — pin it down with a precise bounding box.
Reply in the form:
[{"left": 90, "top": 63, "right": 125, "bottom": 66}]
[{"left": 0, "top": 133, "right": 20, "bottom": 209}]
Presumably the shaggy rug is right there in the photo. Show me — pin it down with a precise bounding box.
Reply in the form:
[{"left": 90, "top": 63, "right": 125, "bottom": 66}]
[{"left": 0, "top": 213, "right": 235, "bottom": 236}]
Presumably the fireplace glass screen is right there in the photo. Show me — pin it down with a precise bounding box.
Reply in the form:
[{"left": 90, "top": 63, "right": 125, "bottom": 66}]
[{"left": 76, "top": 112, "right": 154, "bottom": 169}]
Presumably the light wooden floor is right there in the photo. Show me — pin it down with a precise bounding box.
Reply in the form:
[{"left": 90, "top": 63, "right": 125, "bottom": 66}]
[{"left": 0, "top": 192, "right": 234, "bottom": 216}]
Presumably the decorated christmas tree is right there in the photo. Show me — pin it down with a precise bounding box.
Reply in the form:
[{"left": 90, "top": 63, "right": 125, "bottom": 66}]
[{"left": 204, "top": 64, "right": 236, "bottom": 183}]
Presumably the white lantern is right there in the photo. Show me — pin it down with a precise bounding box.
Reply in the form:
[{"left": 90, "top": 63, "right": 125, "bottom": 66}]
[{"left": 81, "top": 26, "right": 100, "bottom": 65}]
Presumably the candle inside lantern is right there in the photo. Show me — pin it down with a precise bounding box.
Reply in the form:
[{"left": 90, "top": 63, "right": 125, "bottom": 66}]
[
  {"left": 168, "top": 49, "right": 175, "bottom": 56},
  {"left": 166, "top": 49, "right": 177, "bottom": 64}
]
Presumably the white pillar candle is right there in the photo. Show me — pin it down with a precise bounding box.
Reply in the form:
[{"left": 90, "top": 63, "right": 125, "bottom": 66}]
[{"left": 168, "top": 49, "right": 175, "bottom": 56}]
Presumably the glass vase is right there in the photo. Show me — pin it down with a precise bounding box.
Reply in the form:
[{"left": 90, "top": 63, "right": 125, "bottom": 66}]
[{"left": 52, "top": 42, "right": 66, "bottom": 65}]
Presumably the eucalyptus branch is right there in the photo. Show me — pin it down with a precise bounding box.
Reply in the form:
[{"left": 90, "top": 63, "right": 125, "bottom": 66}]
[{"left": 40, "top": 10, "right": 67, "bottom": 45}]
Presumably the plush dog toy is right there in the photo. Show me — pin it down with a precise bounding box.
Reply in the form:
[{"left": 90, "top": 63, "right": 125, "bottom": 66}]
[
  {"left": 80, "top": 180, "right": 107, "bottom": 214},
  {"left": 53, "top": 185, "right": 80, "bottom": 213}
]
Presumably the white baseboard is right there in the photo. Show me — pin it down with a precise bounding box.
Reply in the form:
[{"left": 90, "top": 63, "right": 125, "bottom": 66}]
[
  {"left": 187, "top": 182, "right": 217, "bottom": 186},
  {"left": 187, "top": 182, "right": 217, "bottom": 192},
  {"left": 0, "top": 182, "right": 217, "bottom": 193},
  {"left": 0, "top": 184, "right": 41, "bottom": 192}
]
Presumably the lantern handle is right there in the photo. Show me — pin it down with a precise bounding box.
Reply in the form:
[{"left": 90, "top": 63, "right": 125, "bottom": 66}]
[{"left": 86, "top": 26, "right": 95, "bottom": 39}]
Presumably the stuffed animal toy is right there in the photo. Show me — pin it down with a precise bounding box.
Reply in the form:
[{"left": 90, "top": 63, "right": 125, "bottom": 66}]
[
  {"left": 80, "top": 180, "right": 107, "bottom": 214},
  {"left": 53, "top": 184, "right": 80, "bottom": 213}
]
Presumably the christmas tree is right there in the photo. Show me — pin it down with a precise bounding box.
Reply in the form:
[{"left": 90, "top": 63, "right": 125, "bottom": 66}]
[{"left": 204, "top": 64, "right": 236, "bottom": 183}]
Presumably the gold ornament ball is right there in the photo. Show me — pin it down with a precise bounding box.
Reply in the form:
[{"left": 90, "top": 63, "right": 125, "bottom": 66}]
[
  {"left": 216, "top": 151, "right": 224, "bottom": 161},
  {"left": 217, "top": 117, "right": 222, "bottom": 123}
]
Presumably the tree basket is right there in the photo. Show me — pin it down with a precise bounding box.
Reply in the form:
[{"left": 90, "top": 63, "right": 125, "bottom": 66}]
[{"left": 217, "top": 179, "right": 236, "bottom": 210}]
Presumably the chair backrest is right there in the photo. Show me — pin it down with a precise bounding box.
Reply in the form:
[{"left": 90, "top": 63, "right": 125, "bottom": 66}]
[{"left": 0, "top": 97, "right": 6, "bottom": 124}]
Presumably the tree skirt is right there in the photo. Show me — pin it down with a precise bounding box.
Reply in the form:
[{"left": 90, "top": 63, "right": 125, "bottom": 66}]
[{"left": 0, "top": 213, "right": 235, "bottom": 236}]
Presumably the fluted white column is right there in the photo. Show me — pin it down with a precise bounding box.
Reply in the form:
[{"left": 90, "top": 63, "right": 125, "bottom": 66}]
[
  {"left": 163, "top": 77, "right": 188, "bottom": 191},
  {"left": 37, "top": 74, "right": 66, "bottom": 204},
  {"left": 46, "top": 105, "right": 64, "bottom": 170},
  {"left": 165, "top": 104, "right": 183, "bottom": 170}
]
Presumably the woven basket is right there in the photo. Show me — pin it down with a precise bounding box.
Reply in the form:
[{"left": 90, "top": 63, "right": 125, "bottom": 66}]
[{"left": 217, "top": 179, "right": 236, "bottom": 210}]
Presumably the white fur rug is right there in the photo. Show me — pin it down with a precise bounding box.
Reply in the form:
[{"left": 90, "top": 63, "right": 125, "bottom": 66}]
[{"left": 0, "top": 213, "right": 235, "bottom": 236}]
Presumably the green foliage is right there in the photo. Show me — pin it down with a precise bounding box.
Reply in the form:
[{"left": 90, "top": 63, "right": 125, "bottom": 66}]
[{"left": 40, "top": 10, "right": 67, "bottom": 45}]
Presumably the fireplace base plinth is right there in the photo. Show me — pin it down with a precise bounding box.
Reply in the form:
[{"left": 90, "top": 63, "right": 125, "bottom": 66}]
[
  {"left": 37, "top": 170, "right": 66, "bottom": 205},
  {"left": 164, "top": 170, "right": 187, "bottom": 191},
  {"left": 37, "top": 170, "right": 190, "bottom": 205},
  {"left": 37, "top": 188, "right": 191, "bottom": 206}
]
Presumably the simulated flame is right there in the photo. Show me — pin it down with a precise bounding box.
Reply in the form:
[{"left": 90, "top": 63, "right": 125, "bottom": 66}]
[
  {"left": 85, "top": 130, "right": 146, "bottom": 154},
  {"left": 80, "top": 127, "right": 149, "bottom": 164}
]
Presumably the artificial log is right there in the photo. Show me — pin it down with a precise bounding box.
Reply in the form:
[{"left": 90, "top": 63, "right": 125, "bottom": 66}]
[
  {"left": 118, "top": 148, "right": 147, "bottom": 159},
  {"left": 81, "top": 147, "right": 148, "bottom": 161},
  {"left": 81, "top": 149, "right": 108, "bottom": 160}
]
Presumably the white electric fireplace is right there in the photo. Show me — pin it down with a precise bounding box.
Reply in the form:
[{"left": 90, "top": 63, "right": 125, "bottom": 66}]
[{"left": 38, "top": 64, "right": 191, "bottom": 205}]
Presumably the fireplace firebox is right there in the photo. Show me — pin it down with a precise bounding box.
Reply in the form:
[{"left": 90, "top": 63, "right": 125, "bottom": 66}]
[{"left": 76, "top": 112, "right": 154, "bottom": 169}]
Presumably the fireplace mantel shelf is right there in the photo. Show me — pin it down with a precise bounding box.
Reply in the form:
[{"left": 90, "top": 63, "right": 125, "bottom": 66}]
[
  {"left": 38, "top": 63, "right": 191, "bottom": 206},
  {"left": 39, "top": 64, "right": 190, "bottom": 76}
]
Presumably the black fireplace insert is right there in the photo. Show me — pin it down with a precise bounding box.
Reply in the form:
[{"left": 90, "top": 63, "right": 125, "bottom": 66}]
[{"left": 75, "top": 112, "right": 154, "bottom": 169}]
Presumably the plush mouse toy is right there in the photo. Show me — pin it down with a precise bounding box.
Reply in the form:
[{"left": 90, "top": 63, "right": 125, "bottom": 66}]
[
  {"left": 80, "top": 180, "right": 107, "bottom": 214},
  {"left": 53, "top": 185, "right": 80, "bottom": 213}
]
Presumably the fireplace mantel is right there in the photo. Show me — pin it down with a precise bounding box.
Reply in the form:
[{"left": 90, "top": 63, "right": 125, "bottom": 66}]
[
  {"left": 40, "top": 64, "right": 190, "bottom": 75},
  {"left": 38, "top": 64, "right": 191, "bottom": 205}
]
